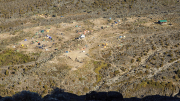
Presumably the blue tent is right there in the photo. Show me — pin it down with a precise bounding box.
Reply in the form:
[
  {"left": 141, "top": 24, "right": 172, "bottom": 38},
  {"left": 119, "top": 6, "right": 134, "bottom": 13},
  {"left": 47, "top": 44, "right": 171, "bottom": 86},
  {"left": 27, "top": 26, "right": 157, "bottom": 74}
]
[
  {"left": 115, "top": 22, "right": 117, "bottom": 24},
  {"left": 24, "top": 39, "right": 27, "bottom": 41},
  {"left": 65, "top": 51, "right": 68, "bottom": 53},
  {"left": 49, "top": 36, "right": 52, "bottom": 39},
  {"left": 119, "top": 36, "right": 122, "bottom": 38}
]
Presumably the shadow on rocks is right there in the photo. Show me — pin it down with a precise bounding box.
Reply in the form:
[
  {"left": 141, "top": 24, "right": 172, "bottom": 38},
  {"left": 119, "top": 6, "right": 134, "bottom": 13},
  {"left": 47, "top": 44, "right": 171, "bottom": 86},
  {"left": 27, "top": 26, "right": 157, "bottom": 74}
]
[{"left": 1, "top": 88, "right": 180, "bottom": 101}]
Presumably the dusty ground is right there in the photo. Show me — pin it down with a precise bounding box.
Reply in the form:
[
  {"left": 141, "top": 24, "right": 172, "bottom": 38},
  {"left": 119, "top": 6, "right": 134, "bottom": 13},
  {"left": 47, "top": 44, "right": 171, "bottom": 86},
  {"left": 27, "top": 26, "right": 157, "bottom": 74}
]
[{"left": 0, "top": 14, "right": 180, "bottom": 98}]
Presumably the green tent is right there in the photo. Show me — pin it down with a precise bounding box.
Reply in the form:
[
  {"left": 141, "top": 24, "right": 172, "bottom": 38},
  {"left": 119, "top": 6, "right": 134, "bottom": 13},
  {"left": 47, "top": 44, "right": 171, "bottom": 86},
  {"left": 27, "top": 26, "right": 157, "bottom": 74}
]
[
  {"left": 158, "top": 20, "right": 167, "bottom": 23},
  {"left": 41, "top": 30, "right": 44, "bottom": 33}
]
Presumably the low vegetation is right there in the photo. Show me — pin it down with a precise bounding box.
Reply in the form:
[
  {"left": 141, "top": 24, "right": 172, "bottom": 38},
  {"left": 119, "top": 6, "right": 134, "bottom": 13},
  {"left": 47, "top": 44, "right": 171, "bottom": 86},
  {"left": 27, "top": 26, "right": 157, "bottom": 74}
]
[{"left": 0, "top": 49, "right": 36, "bottom": 66}]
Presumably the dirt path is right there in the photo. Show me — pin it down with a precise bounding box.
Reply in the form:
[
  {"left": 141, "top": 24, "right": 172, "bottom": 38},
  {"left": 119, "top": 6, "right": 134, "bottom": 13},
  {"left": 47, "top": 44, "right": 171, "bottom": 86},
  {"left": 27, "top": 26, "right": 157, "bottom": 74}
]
[
  {"left": 0, "top": 61, "right": 36, "bottom": 69},
  {"left": 147, "top": 58, "right": 180, "bottom": 79}
]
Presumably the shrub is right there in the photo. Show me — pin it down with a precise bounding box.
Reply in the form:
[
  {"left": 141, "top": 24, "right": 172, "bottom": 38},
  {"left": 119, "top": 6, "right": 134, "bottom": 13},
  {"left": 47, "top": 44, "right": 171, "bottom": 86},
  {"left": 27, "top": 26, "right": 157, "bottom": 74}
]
[
  {"left": 145, "top": 65, "right": 149, "bottom": 68},
  {"left": 5, "top": 70, "right": 9, "bottom": 76},
  {"left": 114, "top": 70, "right": 120, "bottom": 75},
  {"left": 152, "top": 46, "right": 156, "bottom": 50},
  {"left": 160, "top": 63, "right": 163, "bottom": 67},
  {"left": 169, "top": 54, "right": 173, "bottom": 57},
  {"left": 166, "top": 82, "right": 173, "bottom": 88},
  {"left": 131, "top": 59, "right": 135, "bottom": 63},
  {"left": 38, "top": 82, "right": 42, "bottom": 86},
  {"left": 8, "top": 67, "right": 13, "bottom": 70},
  {"left": 152, "top": 56, "right": 156, "bottom": 60},
  {"left": 176, "top": 69, "right": 180, "bottom": 75},
  {"left": 83, "top": 87, "right": 89, "bottom": 93},
  {"left": 43, "top": 85, "right": 48, "bottom": 89},
  {"left": 79, "top": 78, "right": 85, "bottom": 81},
  {"left": 136, "top": 57, "right": 141, "bottom": 62},
  {"left": 161, "top": 58, "right": 164, "bottom": 61},
  {"left": 43, "top": 90, "right": 48, "bottom": 94},
  {"left": 145, "top": 70, "right": 149, "bottom": 74},
  {"left": 23, "top": 68, "right": 28, "bottom": 72},
  {"left": 162, "top": 76, "right": 166, "bottom": 79},
  {"left": 174, "top": 75, "right": 178, "bottom": 79},
  {"left": 121, "top": 68, "right": 126, "bottom": 72},
  {"left": 18, "top": 82, "right": 21, "bottom": 85},
  {"left": 144, "top": 53, "right": 147, "bottom": 56}
]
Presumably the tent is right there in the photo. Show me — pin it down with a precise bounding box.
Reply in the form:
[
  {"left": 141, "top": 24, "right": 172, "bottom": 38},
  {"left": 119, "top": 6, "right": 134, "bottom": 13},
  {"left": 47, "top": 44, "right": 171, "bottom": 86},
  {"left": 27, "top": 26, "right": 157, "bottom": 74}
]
[
  {"left": 38, "top": 43, "right": 41, "bottom": 45},
  {"left": 41, "top": 30, "right": 44, "bottom": 33},
  {"left": 80, "top": 34, "right": 85, "bottom": 39},
  {"left": 119, "top": 36, "right": 122, "bottom": 38},
  {"left": 158, "top": 20, "right": 167, "bottom": 25},
  {"left": 24, "top": 39, "right": 27, "bottom": 41},
  {"left": 83, "top": 31, "right": 86, "bottom": 35},
  {"left": 46, "top": 29, "right": 49, "bottom": 33},
  {"left": 66, "top": 51, "right": 69, "bottom": 53}
]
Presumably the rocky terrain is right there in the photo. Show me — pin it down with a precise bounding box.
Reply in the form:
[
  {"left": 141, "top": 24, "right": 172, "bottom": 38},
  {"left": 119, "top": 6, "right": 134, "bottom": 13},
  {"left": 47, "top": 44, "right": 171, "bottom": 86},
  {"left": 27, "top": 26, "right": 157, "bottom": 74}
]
[{"left": 0, "top": 0, "right": 180, "bottom": 100}]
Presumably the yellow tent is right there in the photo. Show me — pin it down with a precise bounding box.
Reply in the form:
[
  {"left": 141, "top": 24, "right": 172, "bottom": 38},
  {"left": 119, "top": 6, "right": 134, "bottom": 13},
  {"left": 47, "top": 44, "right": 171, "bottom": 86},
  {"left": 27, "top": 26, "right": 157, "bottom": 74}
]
[
  {"left": 21, "top": 44, "right": 24, "bottom": 47},
  {"left": 104, "top": 46, "right": 106, "bottom": 48},
  {"left": 46, "top": 29, "right": 49, "bottom": 33}
]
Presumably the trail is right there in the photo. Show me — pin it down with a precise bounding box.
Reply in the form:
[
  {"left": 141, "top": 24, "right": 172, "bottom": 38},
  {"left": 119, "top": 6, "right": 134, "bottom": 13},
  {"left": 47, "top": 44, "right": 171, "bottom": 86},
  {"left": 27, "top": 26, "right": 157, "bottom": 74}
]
[{"left": 0, "top": 61, "right": 36, "bottom": 69}]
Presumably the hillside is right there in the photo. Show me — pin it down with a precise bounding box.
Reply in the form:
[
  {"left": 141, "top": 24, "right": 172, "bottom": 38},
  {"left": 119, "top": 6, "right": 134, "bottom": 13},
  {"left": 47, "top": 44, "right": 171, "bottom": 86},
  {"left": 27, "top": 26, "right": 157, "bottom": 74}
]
[{"left": 0, "top": 0, "right": 180, "bottom": 100}]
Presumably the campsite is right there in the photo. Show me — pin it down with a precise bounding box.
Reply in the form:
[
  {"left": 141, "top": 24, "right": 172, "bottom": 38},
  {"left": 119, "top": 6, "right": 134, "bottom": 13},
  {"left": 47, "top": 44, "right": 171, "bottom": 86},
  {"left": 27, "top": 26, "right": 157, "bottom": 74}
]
[{"left": 0, "top": 1, "right": 180, "bottom": 99}]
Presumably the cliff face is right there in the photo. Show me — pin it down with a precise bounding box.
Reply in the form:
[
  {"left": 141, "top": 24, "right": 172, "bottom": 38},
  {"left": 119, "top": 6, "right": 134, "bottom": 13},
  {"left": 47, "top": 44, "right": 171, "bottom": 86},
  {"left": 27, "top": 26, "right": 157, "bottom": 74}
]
[{"left": 0, "top": 88, "right": 180, "bottom": 101}]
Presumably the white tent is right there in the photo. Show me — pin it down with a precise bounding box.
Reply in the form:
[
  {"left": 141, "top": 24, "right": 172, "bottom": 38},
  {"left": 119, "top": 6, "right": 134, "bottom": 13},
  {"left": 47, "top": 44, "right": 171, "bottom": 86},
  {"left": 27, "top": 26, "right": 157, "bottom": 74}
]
[{"left": 80, "top": 34, "right": 85, "bottom": 39}]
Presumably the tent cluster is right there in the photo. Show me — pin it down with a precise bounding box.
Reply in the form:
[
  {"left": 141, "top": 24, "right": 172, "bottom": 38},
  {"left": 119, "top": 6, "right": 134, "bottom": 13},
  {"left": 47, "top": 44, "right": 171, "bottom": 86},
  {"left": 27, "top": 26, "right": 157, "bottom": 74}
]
[
  {"left": 76, "top": 29, "right": 91, "bottom": 39},
  {"left": 114, "top": 20, "right": 120, "bottom": 25},
  {"left": 41, "top": 28, "right": 50, "bottom": 33},
  {"left": 102, "top": 43, "right": 108, "bottom": 48},
  {"left": 119, "top": 36, "right": 125, "bottom": 38},
  {"left": 16, "top": 28, "right": 54, "bottom": 51}
]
